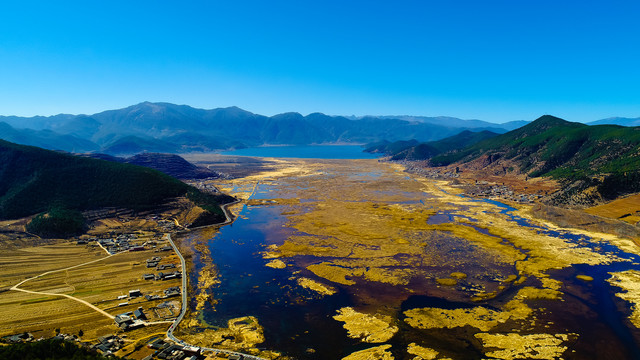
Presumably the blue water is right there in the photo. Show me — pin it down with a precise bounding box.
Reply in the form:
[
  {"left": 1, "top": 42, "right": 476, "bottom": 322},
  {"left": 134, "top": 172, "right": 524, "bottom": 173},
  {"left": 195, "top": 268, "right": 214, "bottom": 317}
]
[{"left": 219, "top": 145, "right": 380, "bottom": 159}]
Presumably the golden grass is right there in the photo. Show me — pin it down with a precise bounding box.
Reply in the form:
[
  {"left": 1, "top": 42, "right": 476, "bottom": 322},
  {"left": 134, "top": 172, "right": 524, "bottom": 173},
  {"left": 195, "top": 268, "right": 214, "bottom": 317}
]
[
  {"left": 607, "top": 270, "right": 640, "bottom": 328},
  {"left": 406, "top": 343, "right": 444, "bottom": 360},
  {"left": 333, "top": 307, "right": 398, "bottom": 343},
  {"left": 585, "top": 193, "right": 640, "bottom": 224},
  {"left": 474, "top": 333, "right": 572, "bottom": 360},
  {"left": 342, "top": 344, "right": 394, "bottom": 360}
]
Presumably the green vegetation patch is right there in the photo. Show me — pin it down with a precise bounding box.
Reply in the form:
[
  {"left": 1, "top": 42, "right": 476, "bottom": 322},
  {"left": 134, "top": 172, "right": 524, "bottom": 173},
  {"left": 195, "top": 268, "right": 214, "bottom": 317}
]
[
  {"left": 0, "top": 338, "right": 123, "bottom": 360},
  {"left": 26, "top": 207, "right": 87, "bottom": 238}
]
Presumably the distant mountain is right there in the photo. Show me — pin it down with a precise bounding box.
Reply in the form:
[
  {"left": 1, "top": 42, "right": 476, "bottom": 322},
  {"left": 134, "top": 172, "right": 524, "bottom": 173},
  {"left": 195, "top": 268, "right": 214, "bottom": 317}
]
[
  {"left": 588, "top": 117, "right": 640, "bottom": 127},
  {"left": 429, "top": 115, "right": 640, "bottom": 205},
  {"left": 0, "top": 121, "right": 99, "bottom": 152},
  {"left": 0, "top": 102, "right": 527, "bottom": 155},
  {"left": 365, "top": 130, "right": 500, "bottom": 161},
  {"left": 377, "top": 116, "right": 528, "bottom": 131}
]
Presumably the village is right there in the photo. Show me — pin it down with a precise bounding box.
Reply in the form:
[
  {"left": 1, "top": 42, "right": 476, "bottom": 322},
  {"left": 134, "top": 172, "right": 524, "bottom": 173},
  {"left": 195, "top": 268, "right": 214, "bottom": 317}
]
[
  {"left": 0, "top": 204, "right": 264, "bottom": 360},
  {"left": 404, "top": 163, "right": 548, "bottom": 203}
]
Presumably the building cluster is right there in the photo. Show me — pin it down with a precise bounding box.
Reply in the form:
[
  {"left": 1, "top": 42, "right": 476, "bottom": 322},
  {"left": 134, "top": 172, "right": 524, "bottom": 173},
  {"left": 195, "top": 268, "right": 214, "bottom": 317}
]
[
  {"left": 93, "top": 334, "right": 125, "bottom": 355},
  {"left": 1, "top": 332, "right": 34, "bottom": 343},
  {"left": 116, "top": 285, "right": 180, "bottom": 306},
  {"left": 157, "top": 220, "right": 180, "bottom": 232},
  {"left": 465, "top": 183, "right": 544, "bottom": 203},
  {"left": 147, "top": 338, "right": 202, "bottom": 360},
  {"left": 192, "top": 181, "right": 221, "bottom": 193},
  {"left": 84, "top": 234, "right": 141, "bottom": 254},
  {"left": 144, "top": 256, "right": 182, "bottom": 281},
  {"left": 114, "top": 307, "right": 147, "bottom": 331},
  {"left": 405, "top": 165, "right": 460, "bottom": 179}
]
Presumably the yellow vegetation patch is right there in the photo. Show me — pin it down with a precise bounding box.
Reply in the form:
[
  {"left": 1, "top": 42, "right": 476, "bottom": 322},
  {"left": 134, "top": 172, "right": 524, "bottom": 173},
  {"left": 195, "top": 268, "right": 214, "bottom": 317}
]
[
  {"left": 265, "top": 259, "right": 286, "bottom": 269},
  {"left": 607, "top": 270, "right": 640, "bottom": 328},
  {"left": 450, "top": 272, "right": 467, "bottom": 279},
  {"left": 514, "top": 286, "right": 562, "bottom": 300},
  {"left": 333, "top": 307, "right": 398, "bottom": 343},
  {"left": 404, "top": 306, "right": 511, "bottom": 332},
  {"left": 342, "top": 344, "right": 394, "bottom": 360},
  {"left": 475, "top": 333, "right": 571, "bottom": 360},
  {"left": 306, "top": 263, "right": 363, "bottom": 285},
  {"left": 436, "top": 278, "right": 457, "bottom": 286},
  {"left": 296, "top": 277, "right": 336, "bottom": 296},
  {"left": 177, "top": 316, "right": 265, "bottom": 352},
  {"left": 576, "top": 274, "right": 593, "bottom": 281},
  {"left": 404, "top": 292, "right": 534, "bottom": 333},
  {"left": 406, "top": 343, "right": 441, "bottom": 360}
]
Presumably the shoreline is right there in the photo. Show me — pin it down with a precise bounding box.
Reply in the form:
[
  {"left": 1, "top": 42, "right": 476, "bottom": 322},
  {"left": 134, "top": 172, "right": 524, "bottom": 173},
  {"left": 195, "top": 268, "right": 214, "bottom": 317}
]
[{"left": 165, "top": 199, "right": 268, "bottom": 360}]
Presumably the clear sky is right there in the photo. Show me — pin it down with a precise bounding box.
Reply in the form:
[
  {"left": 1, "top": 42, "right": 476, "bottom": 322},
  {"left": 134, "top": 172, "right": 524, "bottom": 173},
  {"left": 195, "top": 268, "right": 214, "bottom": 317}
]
[{"left": 1, "top": 0, "right": 638, "bottom": 123}]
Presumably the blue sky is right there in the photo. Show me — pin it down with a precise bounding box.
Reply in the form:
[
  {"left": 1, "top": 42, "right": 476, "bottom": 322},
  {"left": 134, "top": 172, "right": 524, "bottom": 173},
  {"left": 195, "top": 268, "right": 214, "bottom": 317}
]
[{"left": 0, "top": 1, "right": 638, "bottom": 123}]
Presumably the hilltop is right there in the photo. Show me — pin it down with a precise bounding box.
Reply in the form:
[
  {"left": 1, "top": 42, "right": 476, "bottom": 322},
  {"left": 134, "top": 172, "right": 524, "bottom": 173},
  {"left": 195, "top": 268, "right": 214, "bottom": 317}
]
[{"left": 81, "top": 152, "right": 222, "bottom": 179}]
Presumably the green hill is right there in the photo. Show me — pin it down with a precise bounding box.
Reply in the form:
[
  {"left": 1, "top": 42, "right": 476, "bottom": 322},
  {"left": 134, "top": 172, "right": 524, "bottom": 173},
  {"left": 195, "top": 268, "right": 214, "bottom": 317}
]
[
  {"left": 365, "top": 130, "right": 500, "bottom": 161},
  {"left": 430, "top": 115, "right": 640, "bottom": 203},
  {"left": 0, "top": 139, "right": 222, "bottom": 220}
]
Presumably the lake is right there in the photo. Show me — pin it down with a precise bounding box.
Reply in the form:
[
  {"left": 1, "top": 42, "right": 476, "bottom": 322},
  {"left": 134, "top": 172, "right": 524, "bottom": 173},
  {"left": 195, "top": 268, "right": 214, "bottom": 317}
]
[{"left": 219, "top": 145, "right": 380, "bottom": 159}]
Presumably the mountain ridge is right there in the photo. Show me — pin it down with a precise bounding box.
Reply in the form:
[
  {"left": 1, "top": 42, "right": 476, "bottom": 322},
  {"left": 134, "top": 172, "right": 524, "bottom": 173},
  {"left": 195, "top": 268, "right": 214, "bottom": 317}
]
[{"left": 0, "top": 102, "right": 522, "bottom": 155}]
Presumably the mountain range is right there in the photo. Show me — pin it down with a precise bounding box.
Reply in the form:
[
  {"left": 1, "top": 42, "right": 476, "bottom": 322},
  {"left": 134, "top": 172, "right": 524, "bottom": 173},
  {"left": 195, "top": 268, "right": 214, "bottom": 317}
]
[{"left": 0, "top": 102, "right": 525, "bottom": 155}]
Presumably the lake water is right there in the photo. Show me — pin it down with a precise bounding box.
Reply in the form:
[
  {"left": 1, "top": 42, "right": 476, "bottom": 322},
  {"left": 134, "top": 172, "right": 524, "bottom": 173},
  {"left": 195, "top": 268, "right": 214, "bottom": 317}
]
[{"left": 219, "top": 145, "right": 380, "bottom": 159}]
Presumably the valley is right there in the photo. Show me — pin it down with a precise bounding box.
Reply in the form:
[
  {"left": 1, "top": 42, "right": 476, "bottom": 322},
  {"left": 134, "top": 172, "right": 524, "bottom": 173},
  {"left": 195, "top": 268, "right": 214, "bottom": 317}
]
[{"left": 2, "top": 148, "right": 640, "bottom": 359}]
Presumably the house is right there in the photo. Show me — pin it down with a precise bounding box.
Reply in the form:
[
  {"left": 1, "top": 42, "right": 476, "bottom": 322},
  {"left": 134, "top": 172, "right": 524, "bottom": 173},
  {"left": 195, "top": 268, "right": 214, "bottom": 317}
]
[
  {"left": 142, "top": 274, "right": 155, "bottom": 280},
  {"left": 147, "top": 261, "right": 159, "bottom": 268},
  {"left": 114, "top": 314, "right": 133, "bottom": 329},
  {"left": 7, "top": 332, "right": 32, "bottom": 342},
  {"left": 129, "top": 289, "right": 142, "bottom": 297},
  {"left": 129, "top": 245, "right": 145, "bottom": 251},
  {"left": 157, "top": 344, "right": 186, "bottom": 360},
  {"left": 134, "top": 308, "right": 147, "bottom": 320},
  {"left": 160, "top": 245, "right": 173, "bottom": 251},
  {"left": 121, "top": 319, "right": 145, "bottom": 331},
  {"left": 182, "top": 345, "right": 201, "bottom": 355},
  {"left": 118, "top": 302, "right": 129, "bottom": 307},
  {"left": 164, "top": 286, "right": 181, "bottom": 297},
  {"left": 148, "top": 338, "right": 167, "bottom": 350},
  {"left": 117, "top": 295, "right": 127, "bottom": 300}
]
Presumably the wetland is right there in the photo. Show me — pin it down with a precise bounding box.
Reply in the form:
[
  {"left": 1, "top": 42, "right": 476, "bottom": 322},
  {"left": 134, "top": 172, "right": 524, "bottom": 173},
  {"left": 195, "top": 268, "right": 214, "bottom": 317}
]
[{"left": 178, "top": 157, "right": 640, "bottom": 359}]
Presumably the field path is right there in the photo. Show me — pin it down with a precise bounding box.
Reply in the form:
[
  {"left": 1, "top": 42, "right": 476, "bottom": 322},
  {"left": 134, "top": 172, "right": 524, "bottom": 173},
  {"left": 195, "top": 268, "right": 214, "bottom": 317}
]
[{"left": 10, "top": 252, "right": 119, "bottom": 320}]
